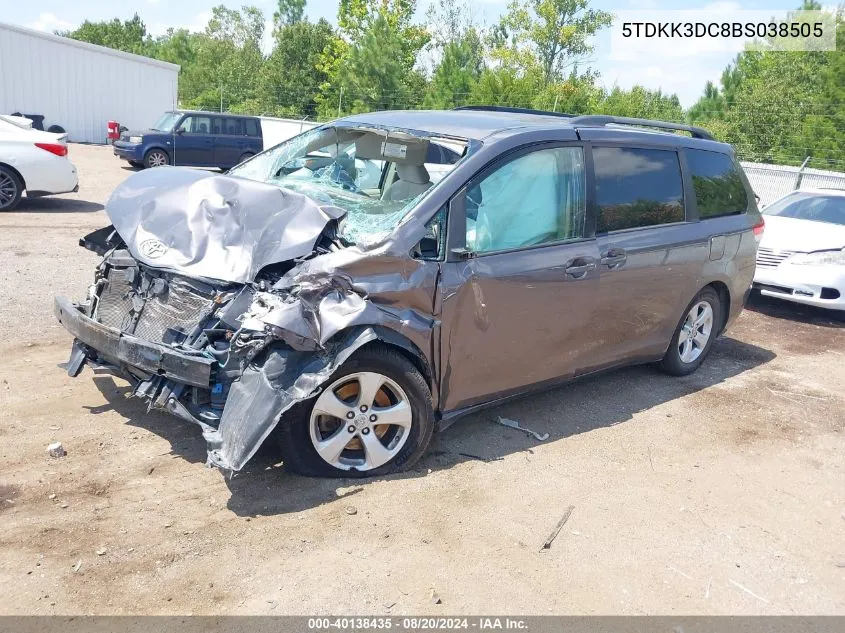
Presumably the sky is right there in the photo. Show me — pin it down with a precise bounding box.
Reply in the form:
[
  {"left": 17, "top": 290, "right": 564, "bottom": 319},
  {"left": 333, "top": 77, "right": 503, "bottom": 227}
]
[{"left": 2, "top": 0, "right": 807, "bottom": 107}]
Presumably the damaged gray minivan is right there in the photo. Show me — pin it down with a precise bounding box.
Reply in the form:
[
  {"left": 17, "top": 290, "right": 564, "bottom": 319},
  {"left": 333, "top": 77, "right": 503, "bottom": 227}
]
[{"left": 55, "top": 107, "right": 762, "bottom": 477}]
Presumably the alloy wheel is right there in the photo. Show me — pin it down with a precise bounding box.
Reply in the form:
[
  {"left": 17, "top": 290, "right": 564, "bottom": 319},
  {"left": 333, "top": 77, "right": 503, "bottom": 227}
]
[
  {"left": 0, "top": 172, "right": 18, "bottom": 208},
  {"left": 678, "top": 300, "right": 714, "bottom": 363},
  {"left": 309, "top": 371, "right": 413, "bottom": 472},
  {"left": 147, "top": 151, "right": 168, "bottom": 167}
]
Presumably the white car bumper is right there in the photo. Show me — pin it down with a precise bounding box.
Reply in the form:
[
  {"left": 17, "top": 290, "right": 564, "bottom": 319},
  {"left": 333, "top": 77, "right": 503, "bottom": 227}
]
[
  {"left": 26, "top": 156, "right": 79, "bottom": 197},
  {"left": 753, "top": 262, "right": 845, "bottom": 310}
]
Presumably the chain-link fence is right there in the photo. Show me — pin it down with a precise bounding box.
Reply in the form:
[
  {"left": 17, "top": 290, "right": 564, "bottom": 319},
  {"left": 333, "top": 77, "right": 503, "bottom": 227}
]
[{"left": 741, "top": 159, "right": 845, "bottom": 207}]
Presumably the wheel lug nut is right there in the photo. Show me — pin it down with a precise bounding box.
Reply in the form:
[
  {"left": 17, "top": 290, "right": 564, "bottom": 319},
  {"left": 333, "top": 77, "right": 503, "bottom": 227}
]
[
  {"left": 360, "top": 405, "right": 368, "bottom": 412},
  {"left": 346, "top": 411, "right": 355, "bottom": 419},
  {"left": 361, "top": 427, "right": 370, "bottom": 435},
  {"left": 347, "top": 425, "right": 355, "bottom": 433},
  {"left": 369, "top": 414, "right": 377, "bottom": 422}
]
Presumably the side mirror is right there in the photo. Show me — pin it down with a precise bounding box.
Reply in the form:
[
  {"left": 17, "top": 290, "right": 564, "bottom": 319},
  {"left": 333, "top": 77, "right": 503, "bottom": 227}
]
[{"left": 175, "top": 128, "right": 185, "bottom": 135}]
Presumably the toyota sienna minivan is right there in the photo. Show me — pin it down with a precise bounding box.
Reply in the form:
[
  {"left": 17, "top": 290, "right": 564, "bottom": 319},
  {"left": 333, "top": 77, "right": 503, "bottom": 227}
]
[{"left": 54, "top": 107, "right": 763, "bottom": 478}]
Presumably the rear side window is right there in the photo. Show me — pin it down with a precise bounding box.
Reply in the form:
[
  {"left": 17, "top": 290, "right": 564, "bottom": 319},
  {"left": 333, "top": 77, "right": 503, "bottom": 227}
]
[
  {"left": 686, "top": 149, "right": 748, "bottom": 218},
  {"left": 594, "top": 147, "right": 684, "bottom": 233},
  {"left": 222, "top": 118, "right": 244, "bottom": 136},
  {"left": 244, "top": 119, "right": 260, "bottom": 137}
]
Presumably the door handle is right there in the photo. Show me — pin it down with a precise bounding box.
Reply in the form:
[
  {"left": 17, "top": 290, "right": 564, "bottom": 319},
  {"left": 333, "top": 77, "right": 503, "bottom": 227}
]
[
  {"left": 600, "top": 249, "right": 627, "bottom": 268},
  {"left": 564, "top": 258, "right": 597, "bottom": 278}
]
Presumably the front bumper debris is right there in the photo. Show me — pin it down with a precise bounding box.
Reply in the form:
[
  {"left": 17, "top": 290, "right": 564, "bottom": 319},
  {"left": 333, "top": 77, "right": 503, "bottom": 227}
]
[{"left": 53, "top": 296, "right": 214, "bottom": 388}]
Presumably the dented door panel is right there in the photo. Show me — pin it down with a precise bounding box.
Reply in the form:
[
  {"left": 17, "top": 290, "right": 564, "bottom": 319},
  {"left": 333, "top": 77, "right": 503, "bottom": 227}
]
[{"left": 438, "top": 240, "right": 600, "bottom": 411}]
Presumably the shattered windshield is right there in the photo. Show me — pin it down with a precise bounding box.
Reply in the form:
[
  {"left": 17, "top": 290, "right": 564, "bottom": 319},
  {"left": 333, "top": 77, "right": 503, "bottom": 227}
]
[
  {"left": 152, "top": 112, "right": 181, "bottom": 132},
  {"left": 228, "top": 124, "right": 467, "bottom": 244}
]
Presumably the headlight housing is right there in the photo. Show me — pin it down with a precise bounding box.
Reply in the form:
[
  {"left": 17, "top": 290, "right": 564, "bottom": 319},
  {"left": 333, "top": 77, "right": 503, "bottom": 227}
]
[
  {"left": 128, "top": 136, "right": 143, "bottom": 144},
  {"left": 789, "top": 248, "right": 845, "bottom": 266}
]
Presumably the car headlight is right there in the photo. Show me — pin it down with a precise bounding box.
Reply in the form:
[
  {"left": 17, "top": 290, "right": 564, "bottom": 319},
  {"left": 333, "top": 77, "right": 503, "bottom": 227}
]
[
  {"left": 789, "top": 248, "right": 845, "bottom": 266},
  {"left": 129, "top": 136, "right": 143, "bottom": 144}
]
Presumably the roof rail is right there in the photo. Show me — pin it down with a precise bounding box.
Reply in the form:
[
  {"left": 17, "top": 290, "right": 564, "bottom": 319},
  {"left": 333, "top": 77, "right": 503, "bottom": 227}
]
[
  {"left": 454, "top": 105, "right": 575, "bottom": 119},
  {"left": 568, "top": 115, "right": 715, "bottom": 140}
]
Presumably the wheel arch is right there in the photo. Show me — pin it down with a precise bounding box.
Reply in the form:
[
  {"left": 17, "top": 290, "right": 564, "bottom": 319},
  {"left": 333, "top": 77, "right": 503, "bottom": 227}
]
[
  {"left": 321, "top": 325, "right": 438, "bottom": 409},
  {"left": 0, "top": 162, "right": 26, "bottom": 189},
  {"left": 703, "top": 280, "right": 731, "bottom": 335},
  {"left": 144, "top": 145, "right": 171, "bottom": 161},
  {"left": 363, "top": 326, "right": 434, "bottom": 389}
]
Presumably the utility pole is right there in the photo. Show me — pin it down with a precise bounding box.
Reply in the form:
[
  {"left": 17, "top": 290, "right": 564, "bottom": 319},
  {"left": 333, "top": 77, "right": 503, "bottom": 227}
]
[
  {"left": 220, "top": 84, "right": 224, "bottom": 113},
  {"left": 337, "top": 86, "right": 343, "bottom": 119}
]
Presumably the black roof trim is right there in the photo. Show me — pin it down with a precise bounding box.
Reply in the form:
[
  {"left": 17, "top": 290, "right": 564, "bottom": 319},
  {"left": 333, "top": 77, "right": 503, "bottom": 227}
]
[
  {"left": 568, "top": 115, "right": 715, "bottom": 140},
  {"left": 453, "top": 106, "right": 716, "bottom": 141},
  {"left": 454, "top": 105, "right": 575, "bottom": 119}
]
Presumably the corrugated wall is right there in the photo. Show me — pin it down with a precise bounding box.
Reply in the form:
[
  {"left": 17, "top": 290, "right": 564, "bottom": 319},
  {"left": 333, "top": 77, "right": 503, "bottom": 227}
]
[{"left": 0, "top": 22, "right": 179, "bottom": 144}]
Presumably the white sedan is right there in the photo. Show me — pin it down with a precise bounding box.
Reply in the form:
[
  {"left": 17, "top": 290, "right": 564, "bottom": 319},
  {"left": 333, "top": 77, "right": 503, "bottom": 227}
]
[
  {"left": 0, "top": 115, "right": 79, "bottom": 211},
  {"left": 753, "top": 188, "right": 845, "bottom": 310}
]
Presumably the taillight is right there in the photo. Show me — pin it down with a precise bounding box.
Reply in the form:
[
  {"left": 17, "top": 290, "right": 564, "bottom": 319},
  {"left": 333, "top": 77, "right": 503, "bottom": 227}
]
[
  {"left": 752, "top": 217, "right": 765, "bottom": 242},
  {"left": 34, "top": 142, "right": 68, "bottom": 157}
]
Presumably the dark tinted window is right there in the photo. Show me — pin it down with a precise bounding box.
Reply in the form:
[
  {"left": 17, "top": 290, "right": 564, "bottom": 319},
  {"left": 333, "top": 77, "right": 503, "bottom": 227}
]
[
  {"left": 687, "top": 149, "right": 747, "bottom": 218},
  {"left": 244, "top": 119, "right": 260, "bottom": 137},
  {"left": 221, "top": 117, "right": 244, "bottom": 135},
  {"left": 594, "top": 147, "right": 684, "bottom": 232}
]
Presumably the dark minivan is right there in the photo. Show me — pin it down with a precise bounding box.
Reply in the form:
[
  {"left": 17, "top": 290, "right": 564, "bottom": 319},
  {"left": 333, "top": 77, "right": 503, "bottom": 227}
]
[
  {"left": 112, "top": 110, "right": 263, "bottom": 170},
  {"left": 56, "top": 107, "right": 763, "bottom": 478}
]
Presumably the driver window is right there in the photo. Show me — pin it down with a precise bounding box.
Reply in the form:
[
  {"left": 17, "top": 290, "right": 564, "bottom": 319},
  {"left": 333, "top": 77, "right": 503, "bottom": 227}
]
[
  {"left": 178, "top": 116, "right": 212, "bottom": 135},
  {"left": 466, "top": 147, "right": 585, "bottom": 254}
]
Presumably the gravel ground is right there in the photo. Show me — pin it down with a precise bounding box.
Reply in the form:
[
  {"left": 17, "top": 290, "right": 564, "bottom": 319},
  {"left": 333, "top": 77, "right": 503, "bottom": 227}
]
[{"left": 1, "top": 144, "right": 844, "bottom": 615}]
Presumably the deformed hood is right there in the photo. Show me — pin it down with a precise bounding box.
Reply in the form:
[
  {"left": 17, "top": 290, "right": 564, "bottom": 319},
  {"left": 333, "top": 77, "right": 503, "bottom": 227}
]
[{"left": 105, "top": 168, "right": 346, "bottom": 284}]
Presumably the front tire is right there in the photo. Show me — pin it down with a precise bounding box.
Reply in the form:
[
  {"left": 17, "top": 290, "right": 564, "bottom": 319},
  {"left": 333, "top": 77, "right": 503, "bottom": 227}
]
[
  {"left": 278, "top": 345, "right": 434, "bottom": 478},
  {"left": 0, "top": 166, "right": 23, "bottom": 211},
  {"left": 143, "top": 149, "right": 169, "bottom": 169},
  {"left": 658, "top": 287, "right": 722, "bottom": 376}
]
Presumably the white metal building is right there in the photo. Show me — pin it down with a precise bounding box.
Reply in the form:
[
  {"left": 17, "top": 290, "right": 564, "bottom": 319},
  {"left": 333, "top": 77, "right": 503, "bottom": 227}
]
[{"left": 0, "top": 21, "right": 179, "bottom": 144}]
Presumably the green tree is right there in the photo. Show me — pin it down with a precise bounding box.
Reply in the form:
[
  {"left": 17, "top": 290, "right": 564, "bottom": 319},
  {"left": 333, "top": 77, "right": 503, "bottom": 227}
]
[
  {"left": 259, "top": 18, "right": 334, "bottom": 117},
  {"left": 274, "top": 0, "right": 306, "bottom": 29},
  {"left": 423, "top": 0, "right": 483, "bottom": 109},
  {"left": 183, "top": 6, "right": 266, "bottom": 111},
  {"left": 424, "top": 33, "right": 484, "bottom": 109},
  {"left": 597, "top": 86, "right": 684, "bottom": 121},
  {"left": 317, "top": 0, "right": 429, "bottom": 116},
  {"left": 496, "top": 0, "right": 612, "bottom": 85},
  {"left": 59, "top": 13, "right": 151, "bottom": 55}
]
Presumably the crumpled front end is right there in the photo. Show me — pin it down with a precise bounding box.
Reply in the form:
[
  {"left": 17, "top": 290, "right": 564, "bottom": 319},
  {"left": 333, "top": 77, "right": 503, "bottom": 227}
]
[
  {"left": 55, "top": 244, "right": 398, "bottom": 473},
  {"left": 55, "top": 166, "right": 441, "bottom": 474}
]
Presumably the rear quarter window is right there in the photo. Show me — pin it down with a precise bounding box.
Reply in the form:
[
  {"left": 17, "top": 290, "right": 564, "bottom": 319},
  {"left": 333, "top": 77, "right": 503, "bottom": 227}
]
[
  {"left": 244, "top": 119, "right": 260, "bottom": 137},
  {"left": 594, "top": 147, "right": 685, "bottom": 232},
  {"left": 686, "top": 149, "right": 748, "bottom": 218}
]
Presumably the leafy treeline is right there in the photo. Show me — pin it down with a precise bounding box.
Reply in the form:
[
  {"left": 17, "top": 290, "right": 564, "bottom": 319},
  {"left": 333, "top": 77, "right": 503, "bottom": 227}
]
[
  {"left": 60, "top": 0, "right": 843, "bottom": 168},
  {"left": 687, "top": 1, "right": 845, "bottom": 168}
]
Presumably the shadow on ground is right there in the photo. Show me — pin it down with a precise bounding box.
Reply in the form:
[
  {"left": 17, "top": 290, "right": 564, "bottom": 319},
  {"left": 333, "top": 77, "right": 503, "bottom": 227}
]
[
  {"left": 89, "top": 335, "right": 775, "bottom": 517},
  {"left": 745, "top": 291, "right": 844, "bottom": 328},
  {"left": 17, "top": 198, "right": 104, "bottom": 213}
]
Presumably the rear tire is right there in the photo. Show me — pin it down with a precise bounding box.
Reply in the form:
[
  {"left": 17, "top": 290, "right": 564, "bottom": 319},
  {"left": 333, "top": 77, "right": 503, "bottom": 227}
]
[
  {"left": 238, "top": 152, "right": 255, "bottom": 164},
  {"left": 278, "top": 345, "right": 434, "bottom": 478},
  {"left": 0, "top": 166, "right": 23, "bottom": 211},
  {"left": 143, "top": 149, "right": 169, "bottom": 169},
  {"left": 47, "top": 124, "right": 65, "bottom": 134},
  {"left": 658, "top": 287, "right": 722, "bottom": 376}
]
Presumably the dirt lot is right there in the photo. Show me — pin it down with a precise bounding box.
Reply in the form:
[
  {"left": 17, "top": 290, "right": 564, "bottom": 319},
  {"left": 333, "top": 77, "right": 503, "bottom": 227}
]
[{"left": 1, "top": 144, "right": 844, "bottom": 615}]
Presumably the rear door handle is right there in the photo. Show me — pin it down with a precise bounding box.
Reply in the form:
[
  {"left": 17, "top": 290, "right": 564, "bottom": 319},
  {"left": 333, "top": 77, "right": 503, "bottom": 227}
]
[
  {"left": 600, "top": 249, "right": 627, "bottom": 268},
  {"left": 564, "top": 258, "right": 597, "bottom": 278}
]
